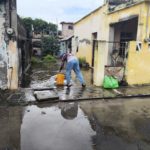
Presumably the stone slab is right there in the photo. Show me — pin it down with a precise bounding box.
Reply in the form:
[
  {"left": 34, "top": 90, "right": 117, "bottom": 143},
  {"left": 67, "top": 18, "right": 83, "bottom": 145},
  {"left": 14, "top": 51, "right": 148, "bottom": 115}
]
[{"left": 34, "top": 90, "right": 59, "bottom": 102}]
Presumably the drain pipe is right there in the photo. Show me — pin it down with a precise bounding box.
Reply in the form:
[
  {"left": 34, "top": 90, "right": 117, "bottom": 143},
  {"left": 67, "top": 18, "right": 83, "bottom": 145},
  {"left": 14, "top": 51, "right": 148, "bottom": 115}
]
[{"left": 9, "top": 0, "right": 12, "bottom": 28}]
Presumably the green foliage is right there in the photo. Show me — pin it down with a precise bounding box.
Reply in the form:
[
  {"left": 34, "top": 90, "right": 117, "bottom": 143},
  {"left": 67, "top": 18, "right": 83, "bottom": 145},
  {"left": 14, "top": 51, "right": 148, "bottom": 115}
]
[
  {"left": 21, "top": 17, "right": 58, "bottom": 36},
  {"left": 31, "top": 55, "right": 56, "bottom": 65},
  {"left": 33, "top": 19, "right": 48, "bottom": 34},
  {"left": 47, "top": 23, "right": 57, "bottom": 35},
  {"left": 43, "top": 55, "right": 56, "bottom": 62},
  {"left": 41, "top": 36, "right": 59, "bottom": 56},
  {"left": 21, "top": 17, "right": 59, "bottom": 55},
  {"left": 78, "top": 57, "right": 86, "bottom": 64},
  {"left": 21, "top": 17, "right": 59, "bottom": 56},
  {"left": 21, "top": 17, "right": 33, "bottom": 37},
  {"left": 78, "top": 57, "right": 89, "bottom": 68},
  {"left": 31, "top": 57, "right": 42, "bottom": 64}
]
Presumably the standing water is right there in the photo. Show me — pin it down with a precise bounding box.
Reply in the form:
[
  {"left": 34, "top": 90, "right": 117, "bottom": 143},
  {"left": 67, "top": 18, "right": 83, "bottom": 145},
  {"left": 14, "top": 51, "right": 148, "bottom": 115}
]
[{"left": 1, "top": 98, "right": 150, "bottom": 149}]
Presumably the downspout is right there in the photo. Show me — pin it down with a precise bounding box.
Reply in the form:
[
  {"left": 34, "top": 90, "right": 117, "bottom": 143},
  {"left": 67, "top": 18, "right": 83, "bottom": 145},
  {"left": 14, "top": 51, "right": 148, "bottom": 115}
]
[{"left": 9, "top": 0, "right": 12, "bottom": 28}]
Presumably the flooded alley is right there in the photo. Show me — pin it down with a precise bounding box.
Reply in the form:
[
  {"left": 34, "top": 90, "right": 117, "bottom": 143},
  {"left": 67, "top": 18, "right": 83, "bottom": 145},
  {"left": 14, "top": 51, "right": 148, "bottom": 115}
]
[
  {"left": 1, "top": 98, "right": 150, "bottom": 150},
  {"left": 1, "top": 59, "right": 150, "bottom": 150},
  {"left": 1, "top": 61, "right": 150, "bottom": 150},
  {"left": 2, "top": 0, "right": 150, "bottom": 149}
]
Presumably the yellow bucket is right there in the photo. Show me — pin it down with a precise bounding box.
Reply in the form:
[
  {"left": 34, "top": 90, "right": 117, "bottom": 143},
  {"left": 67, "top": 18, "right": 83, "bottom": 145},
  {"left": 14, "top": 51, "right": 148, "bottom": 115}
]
[{"left": 56, "top": 73, "right": 65, "bottom": 85}]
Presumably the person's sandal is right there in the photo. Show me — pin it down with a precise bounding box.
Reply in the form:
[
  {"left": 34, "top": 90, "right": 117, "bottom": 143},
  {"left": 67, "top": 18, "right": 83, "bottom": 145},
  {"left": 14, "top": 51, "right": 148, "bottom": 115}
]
[
  {"left": 66, "top": 83, "right": 72, "bottom": 88},
  {"left": 82, "top": 83, "right": 86, "bottom": 88}
]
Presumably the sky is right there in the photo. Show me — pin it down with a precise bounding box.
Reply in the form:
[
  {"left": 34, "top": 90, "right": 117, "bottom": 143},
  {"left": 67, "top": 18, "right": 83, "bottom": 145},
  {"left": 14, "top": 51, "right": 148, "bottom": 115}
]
[{"left": 17, "top": 0, "right": 104, "bottom": 26}]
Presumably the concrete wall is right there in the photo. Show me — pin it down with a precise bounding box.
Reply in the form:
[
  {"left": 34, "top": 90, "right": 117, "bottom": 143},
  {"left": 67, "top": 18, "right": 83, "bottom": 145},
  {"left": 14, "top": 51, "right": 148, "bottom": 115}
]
[
  {"left": 94, "top": 41, "right": 107, "bottom": 86},
  {"left": 126, "top": 42, "right": 150, "bottom": 85},
  {"left": 74, "top": 0, "right": 150, "bottom": 86},
  {"left": 107, "top": 1, "right": 150, "bottom": 85},
  {"left": 7, "top": 0, "right": 20, "bottom": 89},
  {"left": 74, "top": 6, "right": 108, "bottom": 66},
  {"left": 0, "top": 0, "right": 31, "bottom": 90},
  {"left": 0, "top": 1, "right": 8, "bottom": 89},
  {"left": 107, "top": 2, "right": 147, "bottom": 41},
  {"left": 61, "top": 23, "right": 74, "bottom": 38}
]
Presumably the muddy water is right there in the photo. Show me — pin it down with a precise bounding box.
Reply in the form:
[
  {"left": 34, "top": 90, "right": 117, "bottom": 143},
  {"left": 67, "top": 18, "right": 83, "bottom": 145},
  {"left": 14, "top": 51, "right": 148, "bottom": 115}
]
[
  {"left": 30, "top": 63, "right": 60, "bottom": 88},
  {"left": 30, "top": 62, "right": 93, "bottom": 88},
  {"left": 1, "top": 98, "right": 150, "bottom": 150},
  {"left": 21, "top": 104, "right": 95, "bottom": 150}
]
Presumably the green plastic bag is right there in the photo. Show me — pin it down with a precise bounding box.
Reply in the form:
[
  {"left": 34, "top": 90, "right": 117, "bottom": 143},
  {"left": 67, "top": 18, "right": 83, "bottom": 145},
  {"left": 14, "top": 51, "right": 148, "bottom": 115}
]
[{"left": 103, "top": 76, "right": 119, "bottom": 89}]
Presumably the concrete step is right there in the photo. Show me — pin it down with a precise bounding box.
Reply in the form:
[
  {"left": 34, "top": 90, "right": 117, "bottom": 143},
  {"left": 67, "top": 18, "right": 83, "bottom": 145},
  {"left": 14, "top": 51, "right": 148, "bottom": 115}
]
[{"left": 34, "top": 90, "right": 59, "bottom": 102}]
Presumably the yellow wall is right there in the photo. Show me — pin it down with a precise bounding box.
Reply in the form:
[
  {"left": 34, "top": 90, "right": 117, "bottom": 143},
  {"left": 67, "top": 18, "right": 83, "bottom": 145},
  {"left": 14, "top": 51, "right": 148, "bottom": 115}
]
[
  {"left": 107, "top": 2, "right": 148, "bottom": 41},
  {"left": 76, "top": 43, "right": 92, "bottom": 66},
  {"left": 74, "top": 6, "right": 107, "bottom": 66},
  {"left": 107, "top": 2, "right": 150, "bottom": 85},
  {"left": 74, "top": 1, "right": 150, "bottom": 86},
  {"left": 126, "top": 41, "right": 150, "bottom": 85},
  {"left": 94, "top": 41, "right": 107, "bottom": 86}
]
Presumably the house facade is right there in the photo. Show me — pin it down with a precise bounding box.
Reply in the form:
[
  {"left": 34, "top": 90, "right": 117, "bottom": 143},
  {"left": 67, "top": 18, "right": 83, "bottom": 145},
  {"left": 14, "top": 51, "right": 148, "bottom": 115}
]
[
  {"left": 74, "top": 0, "right": 150, "bottom": 86},
  {"left": 0, "top": 0, "right": 31, "bottom": 90},
  {"left": 59, "top": 22, "right": 74, "bottom": 55}
]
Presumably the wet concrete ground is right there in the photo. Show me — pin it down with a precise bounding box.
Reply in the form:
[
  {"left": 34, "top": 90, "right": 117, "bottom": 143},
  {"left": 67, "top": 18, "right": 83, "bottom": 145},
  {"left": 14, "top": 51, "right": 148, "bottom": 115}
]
[
  {"left": 25, "top": 62, "right": 150, "bottom": 102},
  {"left": 2, "top": 61, "right": 150, "bottom": 104},
  {"left": 1, "top": 98, "right": 150, "bottom": 150},
  {"left": 1, "top": 62, "right": 150, "bottom": 149},
  {"left": 29, "top": 62, "right": 93, "bottom": 89}
]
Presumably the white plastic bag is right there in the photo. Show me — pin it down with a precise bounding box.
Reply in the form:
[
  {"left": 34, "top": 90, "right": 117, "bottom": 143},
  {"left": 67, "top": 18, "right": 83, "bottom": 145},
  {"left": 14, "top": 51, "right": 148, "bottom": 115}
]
[{"left": 49, "top": 75, "right": 57, "bottom": 86}]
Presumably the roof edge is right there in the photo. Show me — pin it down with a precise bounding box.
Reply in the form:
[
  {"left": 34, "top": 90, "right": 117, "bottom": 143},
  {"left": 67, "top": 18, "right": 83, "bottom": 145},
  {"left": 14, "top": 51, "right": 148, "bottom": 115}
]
[{"left": 74, "top": 4, "right": 105, "bottom": 25}]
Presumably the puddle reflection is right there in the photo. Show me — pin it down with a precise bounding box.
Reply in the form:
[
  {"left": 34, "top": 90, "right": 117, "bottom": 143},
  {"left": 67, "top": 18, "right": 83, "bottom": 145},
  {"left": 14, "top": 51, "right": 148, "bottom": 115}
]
[
  {"left": 21, "top": 103, "right": 95, "bottom": 150},
  {"left": 60, "top": 102, "right": 78, "bottom": 120},
  {"left": 21, "top": 98, "right": 150, "bottom": 150},
  {"left": 1, "top": 98, "right": 150, "bottom": 150}
]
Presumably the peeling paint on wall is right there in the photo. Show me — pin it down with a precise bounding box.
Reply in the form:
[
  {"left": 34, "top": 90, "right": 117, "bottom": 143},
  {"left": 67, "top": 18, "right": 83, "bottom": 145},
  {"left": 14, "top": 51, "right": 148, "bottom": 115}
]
[
  {"left": 0, "top": 2, "right": 8, "bottom": 89},
  {"left": 0, "top": 40, "right": 7, "bottom": 61},
  {"left": 79, "top": 39, "right": 91, "bottom": 45},
  {"left": 7, "top": 40, "right": 19, "bottom": 89},
  {"left": 0, "top": 2, "right": 5, "bottom": 15},
  {"left": 0, "top": 0, "right": 31, "bottom": 90}
]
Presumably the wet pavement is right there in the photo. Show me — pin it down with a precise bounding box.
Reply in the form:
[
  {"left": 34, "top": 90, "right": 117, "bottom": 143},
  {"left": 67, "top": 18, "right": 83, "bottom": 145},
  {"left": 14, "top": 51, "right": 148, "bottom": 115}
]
[
  {"left": 1, "top": 61, "right": 150, "bottom": 104},
  {"left": 1, "top": 62, "right": 150, "bottom": 149},
  {"left": 24, "top": 62, "right": 150, "bottom": 103},
  {"left": 1, "top": 98, "right": 150, "bottom": 150}
]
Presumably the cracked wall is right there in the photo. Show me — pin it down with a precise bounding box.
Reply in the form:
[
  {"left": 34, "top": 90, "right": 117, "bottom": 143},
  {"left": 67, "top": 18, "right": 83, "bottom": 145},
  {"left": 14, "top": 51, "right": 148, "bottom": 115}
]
[
  {"left": 8, "top": 0, "right": 31, "bottom": 89},
  {"left": 0, "top": 0, "right": 31, "bottom": 90},
  {"left": 0, "top": 1, "right": 8, "bottom": 89}
]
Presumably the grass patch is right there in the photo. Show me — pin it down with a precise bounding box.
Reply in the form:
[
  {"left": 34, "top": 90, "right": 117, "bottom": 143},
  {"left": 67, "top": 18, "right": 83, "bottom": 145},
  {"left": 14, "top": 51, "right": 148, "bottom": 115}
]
[
  {"left": 79, "top": 57, "right": 86, "bottom": 64},
  {"left": 31, "top": 57, "right": 42, "bottom": 64},
  {"left": 78, "top": 57, "right": 89, "bottom": 68},
  {"left": 43, "top": 55, "right": 56, "bottom": 63},
  {"left": 31, "top": 55, "right": 56, "bottom": 65}
]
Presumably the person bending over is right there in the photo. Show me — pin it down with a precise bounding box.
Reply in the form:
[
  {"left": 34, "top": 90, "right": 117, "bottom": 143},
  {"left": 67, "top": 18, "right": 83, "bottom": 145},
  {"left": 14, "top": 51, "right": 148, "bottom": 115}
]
[{"left": 59, "top": 49, "right": 86, "bottom": 88}]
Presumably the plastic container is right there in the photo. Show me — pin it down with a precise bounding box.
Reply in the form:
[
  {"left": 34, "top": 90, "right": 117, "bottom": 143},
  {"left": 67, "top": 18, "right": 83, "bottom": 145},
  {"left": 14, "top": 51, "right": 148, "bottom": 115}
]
[{"left": 56, "top": 73, "right": 65, "bottom": 85}]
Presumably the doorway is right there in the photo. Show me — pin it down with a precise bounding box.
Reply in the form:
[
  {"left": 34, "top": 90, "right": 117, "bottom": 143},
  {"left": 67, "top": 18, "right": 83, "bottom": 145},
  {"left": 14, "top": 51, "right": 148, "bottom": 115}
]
[{"left": 109, "top": 16, "right": 138, "bottom": 66}]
